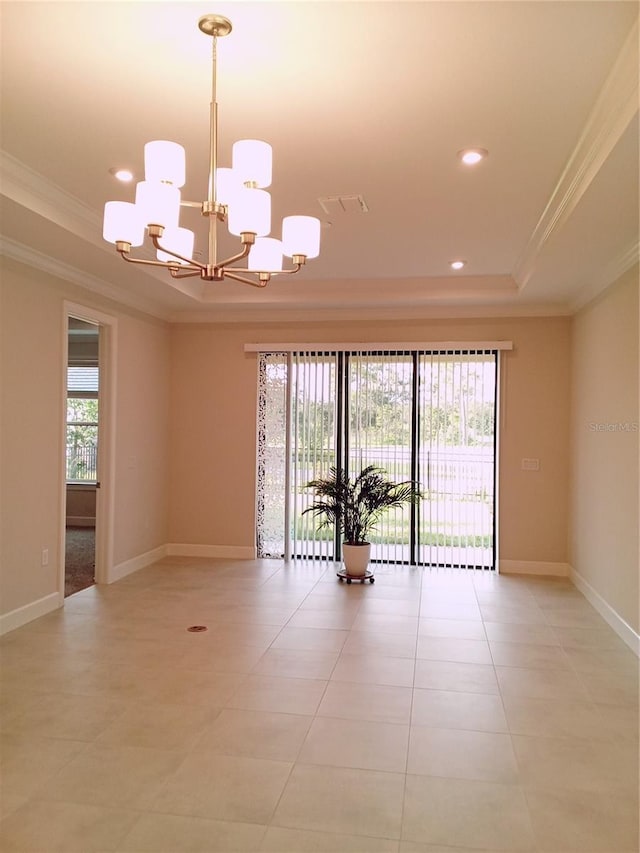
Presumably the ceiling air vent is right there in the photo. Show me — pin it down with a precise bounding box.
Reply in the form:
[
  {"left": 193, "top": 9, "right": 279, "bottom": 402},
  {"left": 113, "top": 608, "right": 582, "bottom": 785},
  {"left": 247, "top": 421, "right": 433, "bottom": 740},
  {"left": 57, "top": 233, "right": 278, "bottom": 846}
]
[{"left": 318, "top": 194, "right": 369, "bottom": 215}]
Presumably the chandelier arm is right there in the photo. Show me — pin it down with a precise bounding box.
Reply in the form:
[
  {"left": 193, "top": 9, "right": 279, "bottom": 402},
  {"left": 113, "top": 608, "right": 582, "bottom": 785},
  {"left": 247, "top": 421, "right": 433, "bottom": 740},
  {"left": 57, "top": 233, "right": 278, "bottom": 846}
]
[
  {"left": 216, "top": 241, "right": 252, "bottom": 270},
  {"left": 169, "top": 269, "right": 203, "bottom": 279},
  {"left": 267, "top": 263, "right": 303, "bottom": 276},
  {"left": 223, "top": 270, "right": 267, "bottom": 288},
  {"left": 150, "top": 234, "right": 205, "bottom": 269},
  {"left": 118, "top": 251, "right": 200, "bottom": 272}
]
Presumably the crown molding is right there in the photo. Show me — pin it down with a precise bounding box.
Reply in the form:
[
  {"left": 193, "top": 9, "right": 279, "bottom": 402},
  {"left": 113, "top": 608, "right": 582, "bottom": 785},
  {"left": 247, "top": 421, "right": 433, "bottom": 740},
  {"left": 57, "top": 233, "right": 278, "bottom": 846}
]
[
  {"left": 1, "top": 149, "right": 106, "bottom": 249},
  {"left": 167, "top": 301, "right": 573, "bottom": 325},
  {"left": 514, "top": 18, "right": 639, "bottom": 291},
  {"left": 0, "top": 149, "right": 207, "bottom": 302},
  {"left": 1, "top": 149, "right": 153, "bottom": 264},
  {"left": 2, "top": 234, "right": 572, "bottom": 324},
  {"left": 0, "top": 235, "right": 170, "bottom": 321},
  {"left": 569, "top": 239, "right": 639, "bottom": 313}
]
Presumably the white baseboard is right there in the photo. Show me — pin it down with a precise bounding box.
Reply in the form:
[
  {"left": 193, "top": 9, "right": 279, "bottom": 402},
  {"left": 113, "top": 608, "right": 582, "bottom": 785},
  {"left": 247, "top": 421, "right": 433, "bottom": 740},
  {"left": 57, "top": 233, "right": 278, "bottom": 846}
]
[
  {"left": 110, "top": 544, "right": 256, "bottom": 581},
  {"left": 109, "top": 545, "right": 167, "bottom": 583},
  {"left": 570, "top": 567, "right": 640, "bottom": 656},
  {"left": 66, "top": 517, "right": 95, "bottom": 527},
  {"left": 0, "top": 592, "right": 61, "bottom": 636},
  {"left": 499, "top": 560, "right": 570, "bottom": 577},
  {"left": 166, "top": 543, "right": 257, "bottom": 560},
  {"left": 1, "top": 543, "right": 258, "bottom": 633}
]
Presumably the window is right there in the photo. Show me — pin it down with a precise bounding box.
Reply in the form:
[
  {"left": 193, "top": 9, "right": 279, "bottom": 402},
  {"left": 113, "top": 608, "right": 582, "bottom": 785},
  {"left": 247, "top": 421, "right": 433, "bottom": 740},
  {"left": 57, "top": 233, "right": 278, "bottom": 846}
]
[{"left": 66, "top": 367, "right": 98, "bottom": 483}]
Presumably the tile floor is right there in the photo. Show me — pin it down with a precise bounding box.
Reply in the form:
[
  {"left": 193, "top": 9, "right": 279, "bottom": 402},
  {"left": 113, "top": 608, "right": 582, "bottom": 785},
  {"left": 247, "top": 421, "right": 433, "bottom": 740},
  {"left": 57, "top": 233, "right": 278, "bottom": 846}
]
[{"left": 0, "top": 558, "right": 638, "bottom": 853}]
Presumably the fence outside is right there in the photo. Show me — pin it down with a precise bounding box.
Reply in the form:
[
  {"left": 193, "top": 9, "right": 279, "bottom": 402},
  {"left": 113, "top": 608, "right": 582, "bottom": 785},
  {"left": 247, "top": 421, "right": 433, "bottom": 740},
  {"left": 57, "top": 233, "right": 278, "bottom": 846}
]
[
  {"left": 287, "top": 446, "right": 495, "bottom": 567},
  {"left": 66, "top": 444, "right": 97, "bottom": 481}
]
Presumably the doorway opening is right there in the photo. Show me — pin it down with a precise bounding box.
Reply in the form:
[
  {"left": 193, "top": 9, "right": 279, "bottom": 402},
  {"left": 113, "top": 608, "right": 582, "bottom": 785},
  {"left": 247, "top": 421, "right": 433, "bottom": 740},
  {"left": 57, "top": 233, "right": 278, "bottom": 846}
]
[{"left": 65, "top": 318, "right": 99, "bottom": 596}]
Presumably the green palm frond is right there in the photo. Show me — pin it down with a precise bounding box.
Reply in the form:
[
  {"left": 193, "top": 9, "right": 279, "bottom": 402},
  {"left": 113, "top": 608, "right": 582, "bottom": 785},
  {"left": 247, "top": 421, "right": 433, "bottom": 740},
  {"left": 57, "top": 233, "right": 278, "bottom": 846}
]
[{"left": 302, "top": 465, "right": 422, "bottom": 544}]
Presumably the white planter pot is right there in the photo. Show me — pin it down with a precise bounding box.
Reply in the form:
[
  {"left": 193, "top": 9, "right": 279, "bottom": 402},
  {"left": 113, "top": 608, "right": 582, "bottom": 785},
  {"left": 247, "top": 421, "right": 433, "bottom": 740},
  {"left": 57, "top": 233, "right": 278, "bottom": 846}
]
[{"left": 342, "top": 542, "right": 371, "bottom": 577}]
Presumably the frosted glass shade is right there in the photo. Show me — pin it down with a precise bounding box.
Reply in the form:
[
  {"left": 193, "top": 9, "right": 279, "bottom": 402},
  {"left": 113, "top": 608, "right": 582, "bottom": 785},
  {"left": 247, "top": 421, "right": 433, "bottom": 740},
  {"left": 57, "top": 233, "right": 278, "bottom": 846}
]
[
  {"left": 157, "top": 227, "right": 195, "bottom": 264},
  {"left": 103, "top": 201, "right": 144, "bottom": 246},
  {"left": 216, "top": 167, "right": 240, "bottom": 206},
  {"left": 232, "top": 139, "right": 272, "bottom": 188},
  {"left": 144, "top": 141, "right": 186, "bottom": 187},
  {"left": 228, "top": 187, "right": 271, "bottom": 236},
  {"left": 282, "top": 215, "right": 321, "bottom": 258},
  {"left": 249, "top": 237, "right": 283, "bottom": 272},
  {"left": 135, "top": 181, "right": 181, "bottom": 229}
]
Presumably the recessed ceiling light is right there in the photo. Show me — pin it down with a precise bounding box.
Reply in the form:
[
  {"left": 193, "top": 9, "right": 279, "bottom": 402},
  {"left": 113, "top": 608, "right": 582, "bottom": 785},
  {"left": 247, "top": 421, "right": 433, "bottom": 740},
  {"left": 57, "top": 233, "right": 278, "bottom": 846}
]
[
  {"left": 450, "top": 260, "right": 466, "bottom": 270},
  {"left": 458, "top": 148, "right": 488, "bottom": 166},
  {"left": 109, "top": 167, "right": 134, "bottom": 182}
]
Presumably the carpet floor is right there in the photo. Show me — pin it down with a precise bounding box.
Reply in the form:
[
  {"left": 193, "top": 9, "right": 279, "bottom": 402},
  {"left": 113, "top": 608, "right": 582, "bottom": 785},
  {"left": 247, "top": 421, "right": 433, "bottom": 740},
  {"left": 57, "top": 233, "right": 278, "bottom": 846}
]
[{"left": 65, "top": 526, "right": 95, "bottom": 597}]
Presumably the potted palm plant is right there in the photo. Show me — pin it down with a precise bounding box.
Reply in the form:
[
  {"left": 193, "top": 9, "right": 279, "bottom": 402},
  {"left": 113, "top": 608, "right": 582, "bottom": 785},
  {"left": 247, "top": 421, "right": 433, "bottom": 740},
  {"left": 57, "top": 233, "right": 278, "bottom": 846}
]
[{"left": 302, "top": 465, "right": 421, "bottom": 577}]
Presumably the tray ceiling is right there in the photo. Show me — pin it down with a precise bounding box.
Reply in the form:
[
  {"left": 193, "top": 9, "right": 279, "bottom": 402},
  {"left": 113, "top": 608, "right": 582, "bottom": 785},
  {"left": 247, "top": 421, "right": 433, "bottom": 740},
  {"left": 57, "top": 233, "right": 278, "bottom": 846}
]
[{"left": 1, "top": 1, "right": 637, "bottom": 322}]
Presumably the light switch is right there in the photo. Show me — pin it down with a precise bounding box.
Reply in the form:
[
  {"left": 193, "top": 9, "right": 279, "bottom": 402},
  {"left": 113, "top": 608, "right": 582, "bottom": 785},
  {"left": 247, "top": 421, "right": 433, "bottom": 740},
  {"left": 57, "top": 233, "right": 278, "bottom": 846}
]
[{"left": 521, "top": 458, "right": 540, "bottom": 471}]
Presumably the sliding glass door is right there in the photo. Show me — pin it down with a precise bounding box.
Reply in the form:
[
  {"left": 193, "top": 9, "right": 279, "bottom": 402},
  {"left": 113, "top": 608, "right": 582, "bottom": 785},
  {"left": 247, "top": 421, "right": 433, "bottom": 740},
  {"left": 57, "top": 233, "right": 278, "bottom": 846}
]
[
  {"left": 416, "top": 353, "right": 496, "bottom": 568},
  {"left": 257, "top": 349, "right": 497, "bottom": 569}
]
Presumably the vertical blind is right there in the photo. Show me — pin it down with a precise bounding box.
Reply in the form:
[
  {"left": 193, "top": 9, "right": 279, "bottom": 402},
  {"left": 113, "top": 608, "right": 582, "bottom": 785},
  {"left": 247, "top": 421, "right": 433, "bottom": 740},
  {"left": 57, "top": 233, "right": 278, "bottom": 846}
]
[{"left": 257, "top": 348, "right": 497, "bottom": 569}]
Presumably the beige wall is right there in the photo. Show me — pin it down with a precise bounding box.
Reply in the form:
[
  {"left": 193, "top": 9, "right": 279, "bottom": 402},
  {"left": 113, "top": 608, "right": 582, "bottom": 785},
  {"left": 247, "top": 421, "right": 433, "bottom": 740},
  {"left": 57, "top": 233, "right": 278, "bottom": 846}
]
[
  {"left": 569, "top": 266, "right": 639, "bottom": 632},
  {"left": 8, "top": 249, "right": 637, "bottom": 635},
  {"left": 113, "top": 305, "right": 171, "bottom": 566},
  {"left": 0, "top": 258, "right": 171, "bottom": 618},
  {"left": 169, "top": 316, "right": 571, "bottom": 564},
  {"left": 168, "top": 324, "right": 259, "bottom": 548},
  {"left": 66, "top": 485, "right": 96, "bottom": 525}
]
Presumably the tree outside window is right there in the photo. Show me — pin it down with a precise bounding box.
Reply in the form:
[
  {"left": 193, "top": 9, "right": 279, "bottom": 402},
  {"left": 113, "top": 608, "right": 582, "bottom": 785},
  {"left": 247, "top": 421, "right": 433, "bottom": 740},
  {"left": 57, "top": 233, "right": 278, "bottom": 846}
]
[{"left": 67, "top": 398, "right": 98, "bottom": 481}]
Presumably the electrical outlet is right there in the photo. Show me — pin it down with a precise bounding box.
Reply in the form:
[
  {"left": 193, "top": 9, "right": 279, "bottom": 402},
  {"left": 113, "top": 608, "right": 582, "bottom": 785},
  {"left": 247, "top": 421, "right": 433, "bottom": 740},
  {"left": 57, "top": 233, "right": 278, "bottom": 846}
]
[{"left": 41, "top": 548, "right": 49, "bottom": 566}]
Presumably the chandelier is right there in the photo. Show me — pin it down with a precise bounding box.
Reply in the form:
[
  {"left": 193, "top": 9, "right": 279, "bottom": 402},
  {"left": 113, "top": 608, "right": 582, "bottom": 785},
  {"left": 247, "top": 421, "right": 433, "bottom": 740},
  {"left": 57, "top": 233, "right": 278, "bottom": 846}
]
[{"left": 102, "top": 14, "right": 321, "bottom": 288}]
